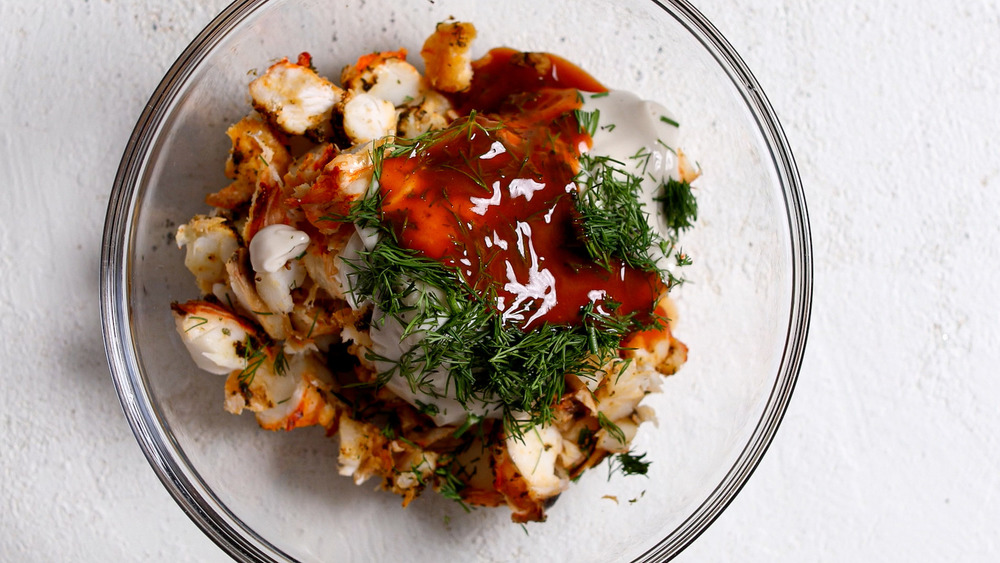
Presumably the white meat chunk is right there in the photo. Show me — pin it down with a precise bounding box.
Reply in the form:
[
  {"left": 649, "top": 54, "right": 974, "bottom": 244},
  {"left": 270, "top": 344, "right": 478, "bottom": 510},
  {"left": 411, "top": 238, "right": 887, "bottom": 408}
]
[
  {"left": 172, "top": 301, "right": 254, "bottom": 375},
  {"left": 175, "top": 216, "right": 239, "bottom": 295},
  {"left": 591, "top": 360, "right": 661, "bottom": 452},
  {"left": 254, "top": 259, "right": 307, "bottom": 315},
  {"left": 224, "top": 350, "right": 338, "bottom": 431},
  {"left": 505, "top": 423, "right": 567, "bottom": 499},
  {"left": 420, "top": 21, "right": 477, "bottom": 93},
  {"left": 396, "top": 90, "right": 456, "bottom": 138},
  {"left": 337, "top": 414, "right": 374, "bottom": 483},
  {"left": 343, "top": 56, "right": 423, "bottom": 107},
  {"left": 596, "top": 360, "right": 662, "bottom": 422},
  {"left": 301, "top": 242, "right": 347, "bottom": 301},
  {"left": 323, "top": 148, "right": 373, "bottom": 199},
  {"left": 341, "top": 92, "right": 397, "bottom": 145},
  {"left": 250, "top": 57, "right": 344, "bottom": 136}
]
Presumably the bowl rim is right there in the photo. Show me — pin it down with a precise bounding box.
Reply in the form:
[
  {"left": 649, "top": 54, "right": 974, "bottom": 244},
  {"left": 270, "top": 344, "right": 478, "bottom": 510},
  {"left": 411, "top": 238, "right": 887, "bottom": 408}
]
[{"left": 101, "top": 0, "right": 812, "bottom": 561}]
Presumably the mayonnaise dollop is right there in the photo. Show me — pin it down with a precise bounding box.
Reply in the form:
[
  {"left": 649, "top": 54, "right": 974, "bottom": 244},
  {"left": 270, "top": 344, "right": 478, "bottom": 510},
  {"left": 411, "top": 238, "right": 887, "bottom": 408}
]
[{"left": 580, "top": 89, "right": 682, "bottom": 195}]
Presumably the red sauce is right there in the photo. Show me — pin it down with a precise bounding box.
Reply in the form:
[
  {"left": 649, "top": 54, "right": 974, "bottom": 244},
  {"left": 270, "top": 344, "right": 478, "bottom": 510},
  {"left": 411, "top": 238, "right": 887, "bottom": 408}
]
[
  {"left": 378, "top": 49, "right": 663, "bottom": 330},
  {"left": 450, "top": 48, "right": 607, "bottom": 114}
]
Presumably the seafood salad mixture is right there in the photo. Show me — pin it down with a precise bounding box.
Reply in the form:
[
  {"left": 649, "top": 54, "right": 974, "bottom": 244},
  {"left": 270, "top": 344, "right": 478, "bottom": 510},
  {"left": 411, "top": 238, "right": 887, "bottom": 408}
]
[{"left": 172, "top": 21, "right": 699, "bottom": 523}]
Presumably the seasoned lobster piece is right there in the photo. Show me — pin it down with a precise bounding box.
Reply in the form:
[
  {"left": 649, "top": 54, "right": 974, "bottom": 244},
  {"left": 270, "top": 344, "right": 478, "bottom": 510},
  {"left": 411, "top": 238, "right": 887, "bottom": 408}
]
[{"left": 249, "top": 53, "right": 344, "bottom": 137}]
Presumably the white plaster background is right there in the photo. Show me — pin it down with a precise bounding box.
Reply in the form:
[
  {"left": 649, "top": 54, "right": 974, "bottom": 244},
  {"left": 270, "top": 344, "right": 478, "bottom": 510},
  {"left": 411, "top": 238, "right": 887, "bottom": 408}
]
[{"left": 1, "top": 0, "right": 998, "bottom": 561}]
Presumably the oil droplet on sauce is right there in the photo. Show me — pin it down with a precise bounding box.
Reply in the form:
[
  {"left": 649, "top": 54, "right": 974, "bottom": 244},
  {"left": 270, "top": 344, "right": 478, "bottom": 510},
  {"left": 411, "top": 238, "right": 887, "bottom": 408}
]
[{"left": 378, "top": 49, "right": 663, "bottom": 330}]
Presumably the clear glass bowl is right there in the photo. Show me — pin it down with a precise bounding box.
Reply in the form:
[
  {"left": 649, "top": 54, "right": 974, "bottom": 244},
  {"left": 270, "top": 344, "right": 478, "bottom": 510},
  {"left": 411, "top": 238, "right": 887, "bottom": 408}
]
[{"left": 101, "top": 0, "right": 811, "bottom": 561}]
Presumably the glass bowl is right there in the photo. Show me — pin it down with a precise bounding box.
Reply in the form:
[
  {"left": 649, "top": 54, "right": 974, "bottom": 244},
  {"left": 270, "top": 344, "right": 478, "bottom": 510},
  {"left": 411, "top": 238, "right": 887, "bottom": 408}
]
[{"left": 101, "top": 0, "right": 811, "bottom": 561}]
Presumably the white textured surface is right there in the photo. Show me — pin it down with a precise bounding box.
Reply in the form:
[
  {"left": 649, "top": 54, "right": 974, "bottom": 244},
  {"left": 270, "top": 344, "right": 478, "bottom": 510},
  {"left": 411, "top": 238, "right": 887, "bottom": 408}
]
[{"left": 2, "top": 0, "right": 998, "bottom": 561}]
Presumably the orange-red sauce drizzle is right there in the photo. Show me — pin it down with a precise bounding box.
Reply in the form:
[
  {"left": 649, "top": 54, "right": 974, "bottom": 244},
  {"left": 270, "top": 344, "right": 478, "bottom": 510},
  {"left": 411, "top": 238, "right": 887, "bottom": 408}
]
[{"left": 378, "top": 48, "right": 663, "bottom": 330}]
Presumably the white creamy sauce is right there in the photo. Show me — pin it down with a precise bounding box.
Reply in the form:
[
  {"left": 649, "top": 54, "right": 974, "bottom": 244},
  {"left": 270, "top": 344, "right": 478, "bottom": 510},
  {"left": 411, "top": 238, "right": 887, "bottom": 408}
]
[
  {"left": 249, "top": 224, "right": 311, "bottom": 273},
  {"left": 580, "top": 89, "right": 681, "bottom": 193}
]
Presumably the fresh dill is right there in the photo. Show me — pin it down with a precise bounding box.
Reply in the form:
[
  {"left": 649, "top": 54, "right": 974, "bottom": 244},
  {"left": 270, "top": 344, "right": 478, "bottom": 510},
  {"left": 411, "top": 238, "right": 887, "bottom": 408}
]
[
  {"left": 434, "top": 463, "right": 471, "bottom": 512},
  {"left": 238, "top": 335, "right": 267, "bottom": 385},
  {"left": 574, "top": 107, "right": 601, "bottom": 137},
  {"left": 452, "top": 413, "right": 482, "bottom": 439},
  {"left": 305, "top": 310, "right": 319, "bottom": 339},
  {"left": 659, "top": 115, "right": 680, "bottom": 128},
  {"left": 608, "top": 451, "right": 652, "bottom": 479},
  {"left": 575, "top": 153, "right": 663, "bottom": 273},
  {"left": 184, "top": 316, "right": 208, "bottom": 332},
  {"left": 657, "top": 178, "right": 698, "bottom": 232},
  {"left": 414, "top": 400, "right": 440, "bottom": 417},
  {"left": 597, "top": 411, "right": 626, "bottom": 445},
  {"left": 273, "top": 347, "right": 288, "bottom": 376}
]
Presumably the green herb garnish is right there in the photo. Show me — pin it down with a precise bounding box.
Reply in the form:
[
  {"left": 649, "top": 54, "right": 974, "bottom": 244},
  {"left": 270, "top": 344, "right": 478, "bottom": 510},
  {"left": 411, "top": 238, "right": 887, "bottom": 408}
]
[
  {"left": 597, "top": 411, "right": 626, "bottom": 445},
  {"left": 184, "top": 316, "right": 208, "bottom": 332},
  {"left": 576, "top": 153, "right": 663, "bottom": 273},
  {"left": 659, "top": 115, "right": 680, "bottom": 128},
  {"left": 238, "top": 335, "right": 267, "bottom": 385},
  {"left": 574, "top": 107, "right": 601, "bottom": 137},
  {"left": 273, "top": 347, "right": 288, "bottom": 376},
  {"left": 657, "top": 178, "right": 698, "bottom": 232},
  {"left": 609, "top": 451, "right": 652, "bottom": 479}
]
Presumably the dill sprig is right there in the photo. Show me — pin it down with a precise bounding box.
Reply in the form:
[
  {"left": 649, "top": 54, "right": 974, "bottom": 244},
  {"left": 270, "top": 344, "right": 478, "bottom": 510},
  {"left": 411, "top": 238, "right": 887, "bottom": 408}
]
[
  {"left": 572, "top": 108, "right": 697, "bottom": 289},
  {"left": 575, "top": 153, "right": 663, "bottom": 273},
  {"left": 434, "top": 464, "right": 470, "bottom": 511},
  {"left": 657, "top": 178, "right": 698, "bottom": 232},
  {"left": 574, "top": 107, "right": 601, "bottom": 137},
  {"left": 273, "top": 347, "right": 289, "bottom": 376},
  {"left": 597, "top": 411, "right": 626, "bottom": 445},
  {"left": 184, "top": 316, "right": 208, "bottom": 332},
  {"left": 608, "top": 451, "right": 652, "bottom": 479},
  {"left": 238, "top": 335, "right": 267, "bottom": 385}
]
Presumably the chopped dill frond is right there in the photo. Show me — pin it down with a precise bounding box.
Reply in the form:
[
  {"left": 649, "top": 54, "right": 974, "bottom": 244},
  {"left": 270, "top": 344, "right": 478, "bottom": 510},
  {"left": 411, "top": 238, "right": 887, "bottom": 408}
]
[
  {"left": 657, "top": 178, "right": 698, "bottom": 232},
  {"left": 273, "top": 347, "right": 288, "bottom": 376},
  {"left": 659, "top": 115, "right": 680, "bottom": 128},
  {"left": 238, "top": 335, "right": 267, "bottom": 385},
  {"left": 574, "top": 107, "right": 601, "bottom": 137},
  {"left": 597, "top": 412, "right": 626, "bottom": 445},
  {"left": 184, "top": 316, "right": 208, "bottom": 332},
  {"left": 608, "top": 451, "right": 652, "bottom": 479},
  {"left": 575, "top": 153, "right": 663, "bottom": 273}
]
